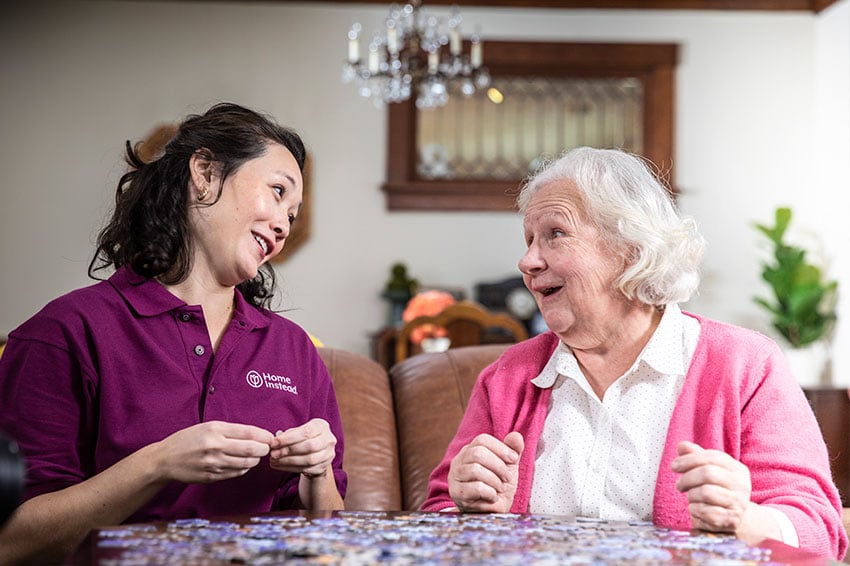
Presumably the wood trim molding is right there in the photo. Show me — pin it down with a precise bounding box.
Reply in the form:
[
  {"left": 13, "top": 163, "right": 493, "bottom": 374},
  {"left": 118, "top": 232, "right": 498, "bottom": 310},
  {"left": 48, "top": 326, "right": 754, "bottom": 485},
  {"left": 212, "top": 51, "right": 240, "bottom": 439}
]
[
  {"left": 297, "top": 0, "right": 836, "bottom": 13},
  {"left": 382, "top": 41, "right": 678, "bottom": 211}
]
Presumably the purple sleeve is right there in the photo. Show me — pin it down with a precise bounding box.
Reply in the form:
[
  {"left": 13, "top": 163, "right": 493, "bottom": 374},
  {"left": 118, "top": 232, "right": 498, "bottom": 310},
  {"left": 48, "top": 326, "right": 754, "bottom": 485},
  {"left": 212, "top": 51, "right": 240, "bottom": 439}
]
[
  {"left": 0, "top": 334, "right": 96, "bottom": 500},
  {"left": 275, "top": 344, "right": 347, "bottom": 508}
]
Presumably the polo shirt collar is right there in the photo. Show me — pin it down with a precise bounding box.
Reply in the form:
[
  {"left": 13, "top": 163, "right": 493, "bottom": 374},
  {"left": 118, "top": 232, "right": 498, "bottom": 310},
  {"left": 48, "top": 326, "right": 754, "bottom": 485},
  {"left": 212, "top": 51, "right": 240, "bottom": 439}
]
[
  {"left": 109, "top": 266, "right": 183, "bottom": 316},
  {"left": 108, "top": 266, "right": 271, "bottom": 329},
  {"left": 531, "top": 303, "right": 687, "bottom": 389},
  {"left": 231, "top": 289, "right": 270, "bottom": 329}
]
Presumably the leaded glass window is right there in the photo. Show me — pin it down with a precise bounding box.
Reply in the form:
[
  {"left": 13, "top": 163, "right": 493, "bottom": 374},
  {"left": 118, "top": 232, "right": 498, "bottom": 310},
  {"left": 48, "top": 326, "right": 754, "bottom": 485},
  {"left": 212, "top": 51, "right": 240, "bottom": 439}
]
[
  {"left": 382, "top": 41, "right": 677, "bottom": 211},
  {"left": 417, "top": 77, "right": 643, "bottom": 181}
]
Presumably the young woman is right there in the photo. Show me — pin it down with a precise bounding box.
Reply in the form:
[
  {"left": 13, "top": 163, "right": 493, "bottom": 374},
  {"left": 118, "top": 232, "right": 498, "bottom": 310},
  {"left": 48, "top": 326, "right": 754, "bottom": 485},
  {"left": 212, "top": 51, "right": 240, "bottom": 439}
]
[{"left": 0, "top": 103, "right": 345, "bottom": 563}]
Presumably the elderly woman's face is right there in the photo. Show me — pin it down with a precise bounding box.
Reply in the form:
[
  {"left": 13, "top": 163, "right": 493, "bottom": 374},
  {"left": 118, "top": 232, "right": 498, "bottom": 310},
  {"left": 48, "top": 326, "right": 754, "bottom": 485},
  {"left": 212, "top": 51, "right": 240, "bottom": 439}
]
[{"left": 518, "top": 181, "right": 624, "bottom": 347}]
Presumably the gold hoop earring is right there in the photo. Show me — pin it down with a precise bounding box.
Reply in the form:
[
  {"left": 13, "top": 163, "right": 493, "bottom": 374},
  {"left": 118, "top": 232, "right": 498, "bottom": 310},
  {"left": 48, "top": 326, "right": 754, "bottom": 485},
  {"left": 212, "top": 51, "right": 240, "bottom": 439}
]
[{"left": 198, "top": 185, "right": 209, "bottom": 201}]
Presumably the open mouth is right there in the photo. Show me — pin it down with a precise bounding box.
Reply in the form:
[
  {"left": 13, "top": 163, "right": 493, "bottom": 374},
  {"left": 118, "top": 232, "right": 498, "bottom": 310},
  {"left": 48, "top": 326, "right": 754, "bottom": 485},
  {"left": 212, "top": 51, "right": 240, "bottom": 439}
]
[
  {"left": 541, "top": 287, "right": 561, "bottom": 297},
  {"left": 253, "top": 234, "right": 270, "bottom": 256}
]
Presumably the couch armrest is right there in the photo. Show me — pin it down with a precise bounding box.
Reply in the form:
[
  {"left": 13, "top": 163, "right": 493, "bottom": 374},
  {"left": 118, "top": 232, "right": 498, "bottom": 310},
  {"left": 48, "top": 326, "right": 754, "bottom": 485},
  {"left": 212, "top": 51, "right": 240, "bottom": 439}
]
[{"left": 319, "top": 347, "right": 401, "bottom": 511}]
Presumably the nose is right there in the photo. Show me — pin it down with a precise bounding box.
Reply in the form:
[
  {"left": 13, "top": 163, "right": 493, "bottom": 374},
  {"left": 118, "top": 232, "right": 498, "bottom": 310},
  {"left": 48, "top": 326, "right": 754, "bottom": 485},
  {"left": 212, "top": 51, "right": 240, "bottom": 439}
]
[
  {"left": 518, "top": 242, "right": 545, "bottom": 275},
  {"left": 271, "top": 212, "right": 290, "bottom": 241}
]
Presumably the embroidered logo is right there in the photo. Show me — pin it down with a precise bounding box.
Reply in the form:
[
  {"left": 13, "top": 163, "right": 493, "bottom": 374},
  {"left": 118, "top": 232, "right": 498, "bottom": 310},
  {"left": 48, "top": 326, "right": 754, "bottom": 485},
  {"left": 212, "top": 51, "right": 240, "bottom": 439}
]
[
  {"left": 245, "top": 370, "right": 299, "bottom": 395},
  {"left": 246, "top": 370, "right": 263, "bottom": 388}
]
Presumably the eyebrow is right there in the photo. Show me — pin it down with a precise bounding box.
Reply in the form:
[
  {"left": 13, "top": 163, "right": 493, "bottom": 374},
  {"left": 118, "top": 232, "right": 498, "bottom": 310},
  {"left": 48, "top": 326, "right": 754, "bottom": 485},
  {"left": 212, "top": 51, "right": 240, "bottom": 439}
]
[
  {"left": 528, "top": 210, "right": 569, "bottom": 225},
  {"left": 278, "top": 173, "right": 298, "bottom": 188}
]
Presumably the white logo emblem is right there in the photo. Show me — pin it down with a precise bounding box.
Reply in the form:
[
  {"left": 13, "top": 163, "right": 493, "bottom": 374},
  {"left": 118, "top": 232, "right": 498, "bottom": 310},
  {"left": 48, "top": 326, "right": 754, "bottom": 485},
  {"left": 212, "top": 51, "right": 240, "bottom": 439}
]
[
  {"left": 245, "top": 370, "right": 299, "bottom": 395},
  {"left": 246, "top": 370, "right": 263, "bottom": 388}
]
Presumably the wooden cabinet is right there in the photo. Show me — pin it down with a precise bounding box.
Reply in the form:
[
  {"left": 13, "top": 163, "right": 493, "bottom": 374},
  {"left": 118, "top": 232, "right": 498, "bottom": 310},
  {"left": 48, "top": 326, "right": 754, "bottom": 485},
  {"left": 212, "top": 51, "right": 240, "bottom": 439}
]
[
  {"left": 804, "top": 387, "right": 850, "bottom": 507},
  {"left": 369, "top": 327, "right": 399, "bottom": 371}
]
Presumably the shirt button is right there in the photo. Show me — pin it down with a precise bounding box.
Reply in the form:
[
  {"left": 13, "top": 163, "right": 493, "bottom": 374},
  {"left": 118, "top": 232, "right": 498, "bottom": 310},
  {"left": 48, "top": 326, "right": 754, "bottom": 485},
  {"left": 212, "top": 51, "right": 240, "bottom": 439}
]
[
  {"left": 208, "top": 385, "right": 215, "bottom": 394},
  {"left": 194, "top": 345, "right": 205, "bottom": 356},
  {"left": 180, "top": 313, "right": 191, "bottom": 322}
]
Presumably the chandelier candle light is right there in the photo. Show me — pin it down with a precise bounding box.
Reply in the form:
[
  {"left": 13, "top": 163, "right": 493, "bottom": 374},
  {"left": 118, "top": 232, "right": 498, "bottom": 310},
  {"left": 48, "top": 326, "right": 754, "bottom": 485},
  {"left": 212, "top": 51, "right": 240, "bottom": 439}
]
[{"left": 342, "top": 0, "right": 490, "bottom": 109}]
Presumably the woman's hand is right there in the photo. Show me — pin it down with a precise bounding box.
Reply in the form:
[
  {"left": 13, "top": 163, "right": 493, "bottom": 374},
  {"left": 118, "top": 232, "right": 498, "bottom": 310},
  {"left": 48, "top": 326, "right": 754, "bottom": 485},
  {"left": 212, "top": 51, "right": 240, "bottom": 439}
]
[
  {"left": 269, "top": 418, "right": 337, "bottom": 479},
  {"left": 155, "top": 421, "right": 274, "bottom": 484},
  {"left": 672, "top": 440, "right": 756, "bottom": 534},
  {"left": 448, "top": 432, "right": 524, "bottom": 513}
]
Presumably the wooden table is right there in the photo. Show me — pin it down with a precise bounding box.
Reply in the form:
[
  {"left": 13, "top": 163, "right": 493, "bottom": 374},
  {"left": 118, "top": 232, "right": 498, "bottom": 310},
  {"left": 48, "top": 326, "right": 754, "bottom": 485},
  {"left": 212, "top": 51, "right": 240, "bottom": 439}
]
[{"left": 78, "top": 510, "right": 834, "bottom": 565}]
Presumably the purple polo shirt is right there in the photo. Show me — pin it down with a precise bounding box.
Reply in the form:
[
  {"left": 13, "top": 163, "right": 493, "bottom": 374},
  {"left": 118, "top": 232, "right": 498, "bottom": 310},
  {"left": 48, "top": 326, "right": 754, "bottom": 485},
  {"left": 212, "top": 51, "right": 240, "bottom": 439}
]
[{"left": 0, "top": 267, "right": 346, "bottom": 523}]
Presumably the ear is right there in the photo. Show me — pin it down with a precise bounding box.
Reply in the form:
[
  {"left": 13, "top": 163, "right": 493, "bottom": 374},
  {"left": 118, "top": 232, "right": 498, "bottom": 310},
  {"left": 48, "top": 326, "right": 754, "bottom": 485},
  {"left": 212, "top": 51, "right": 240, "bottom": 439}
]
[{"left": 188, "top": 149, "right": 214, "bottom": 190}]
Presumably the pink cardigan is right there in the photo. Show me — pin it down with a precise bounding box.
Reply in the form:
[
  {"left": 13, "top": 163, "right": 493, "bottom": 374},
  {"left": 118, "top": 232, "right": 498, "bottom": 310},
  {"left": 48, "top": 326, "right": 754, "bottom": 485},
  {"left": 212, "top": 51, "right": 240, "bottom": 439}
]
[{"left": 421, "top": 312, "right": 847, "bottom": 559}]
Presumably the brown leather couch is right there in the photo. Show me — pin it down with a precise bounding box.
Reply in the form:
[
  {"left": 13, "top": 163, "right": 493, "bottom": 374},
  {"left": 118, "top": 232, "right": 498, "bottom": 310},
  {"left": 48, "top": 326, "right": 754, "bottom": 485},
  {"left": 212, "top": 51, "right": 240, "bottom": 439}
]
[{"left": 318, "top": 344, "right": 508, "bottom": 511}]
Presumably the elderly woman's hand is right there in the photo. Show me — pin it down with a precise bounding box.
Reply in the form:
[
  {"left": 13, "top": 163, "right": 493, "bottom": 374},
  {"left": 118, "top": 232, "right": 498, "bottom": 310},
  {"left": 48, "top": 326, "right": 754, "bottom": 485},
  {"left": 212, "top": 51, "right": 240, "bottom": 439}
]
[
  {"left": 269, "top": 419, "right": 337, "bottom": 479},
  {"left": 672, "top": 440, "right": 754, "bottom": 534},
  {"left": 448, "top": 432, "right": 524, "bottom": 513}
]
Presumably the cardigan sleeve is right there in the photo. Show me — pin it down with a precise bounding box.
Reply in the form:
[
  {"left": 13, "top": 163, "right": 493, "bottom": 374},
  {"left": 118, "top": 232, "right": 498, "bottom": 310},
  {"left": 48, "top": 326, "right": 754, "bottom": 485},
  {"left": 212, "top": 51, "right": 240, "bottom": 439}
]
[
  {"left": 660, "top": 316, "right": 848, "bottom": 560},
  {"left": 419, "top": 363, "right": 497, "bottom": 511},
  {"left": 419, "top": 335, "right": 556, "bottom": 513},
  {"left": 741, "top": 344, "right": 847, "bottom": 559}
]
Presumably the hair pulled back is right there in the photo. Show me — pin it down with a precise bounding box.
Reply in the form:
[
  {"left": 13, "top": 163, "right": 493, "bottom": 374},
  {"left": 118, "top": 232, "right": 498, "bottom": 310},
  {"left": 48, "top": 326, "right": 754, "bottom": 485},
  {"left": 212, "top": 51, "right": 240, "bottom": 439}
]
[{"left": 89, "top": 103, "right": 306, "bottom": 308}]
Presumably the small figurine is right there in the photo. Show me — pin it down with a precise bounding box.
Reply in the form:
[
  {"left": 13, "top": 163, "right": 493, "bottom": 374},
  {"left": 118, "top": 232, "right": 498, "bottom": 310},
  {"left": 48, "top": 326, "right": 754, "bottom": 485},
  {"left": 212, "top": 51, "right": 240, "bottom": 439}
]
[{"left": 382, "top": 263, "right": 419, "bottom": 327}]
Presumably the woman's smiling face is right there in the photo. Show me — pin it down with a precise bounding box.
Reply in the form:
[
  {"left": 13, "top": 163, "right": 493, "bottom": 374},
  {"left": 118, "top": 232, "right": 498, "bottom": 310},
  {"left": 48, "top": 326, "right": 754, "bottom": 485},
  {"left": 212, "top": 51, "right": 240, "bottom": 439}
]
[
  {"left": 189, "top": 142, "right": 303, "bottom": 288},
  {"left": 518, "top": 181, "right": 625, "bottom": 348}
]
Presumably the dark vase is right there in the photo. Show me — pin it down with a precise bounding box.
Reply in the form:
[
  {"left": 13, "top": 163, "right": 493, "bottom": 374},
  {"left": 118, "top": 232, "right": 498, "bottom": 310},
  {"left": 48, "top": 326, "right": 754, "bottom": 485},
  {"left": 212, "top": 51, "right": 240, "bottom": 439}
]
[{"left": 382, "top": 289, "right": 411, "bottom": 327}]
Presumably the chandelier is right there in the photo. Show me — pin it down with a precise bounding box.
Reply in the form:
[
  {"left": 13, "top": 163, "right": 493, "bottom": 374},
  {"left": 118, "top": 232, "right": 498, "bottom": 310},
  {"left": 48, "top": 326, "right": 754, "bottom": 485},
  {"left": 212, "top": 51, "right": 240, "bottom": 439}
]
[{"left": 341, "top": 1, "right": 490, "bottom": 109}]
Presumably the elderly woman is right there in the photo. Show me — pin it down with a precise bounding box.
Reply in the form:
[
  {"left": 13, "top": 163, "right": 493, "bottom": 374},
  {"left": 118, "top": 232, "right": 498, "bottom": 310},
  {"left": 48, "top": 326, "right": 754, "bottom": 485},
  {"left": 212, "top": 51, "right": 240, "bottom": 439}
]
[{"left": 421, "top": 147, "right": 847, "bottom": 559}]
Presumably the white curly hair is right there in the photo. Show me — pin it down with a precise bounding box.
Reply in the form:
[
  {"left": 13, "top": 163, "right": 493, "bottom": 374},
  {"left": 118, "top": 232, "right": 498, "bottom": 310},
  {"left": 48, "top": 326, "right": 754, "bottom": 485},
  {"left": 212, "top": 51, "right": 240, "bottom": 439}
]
[{"left": 517, "top": 147, "right": 705, "bottom": 306}]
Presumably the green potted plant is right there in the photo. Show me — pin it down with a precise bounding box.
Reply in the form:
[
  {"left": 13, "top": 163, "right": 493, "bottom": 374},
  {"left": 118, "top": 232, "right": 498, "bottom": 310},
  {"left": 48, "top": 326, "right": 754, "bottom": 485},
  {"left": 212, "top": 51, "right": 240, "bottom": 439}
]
[
  {"left": 382, "top": 262, "right": 420, "bottom": 327},
  {"left": 753, "top": 207, "right": 838, "bottom": 385}
]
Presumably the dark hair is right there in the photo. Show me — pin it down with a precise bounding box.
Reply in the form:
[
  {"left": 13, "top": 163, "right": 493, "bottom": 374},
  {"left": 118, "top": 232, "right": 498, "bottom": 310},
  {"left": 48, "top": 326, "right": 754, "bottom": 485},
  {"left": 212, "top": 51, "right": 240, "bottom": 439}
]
[{"left": 89, "top": 102, "right": 306, "bottom": 308}]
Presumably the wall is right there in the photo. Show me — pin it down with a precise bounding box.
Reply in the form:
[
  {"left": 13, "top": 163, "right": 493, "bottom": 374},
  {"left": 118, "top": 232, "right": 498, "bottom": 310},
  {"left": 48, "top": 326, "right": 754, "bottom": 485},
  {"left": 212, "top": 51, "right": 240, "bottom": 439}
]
[
  {"left": 1, "top": 0, "right": 848, "bottom": 381},
  {"left": 813, "top": 0, "right": 850, "bottom": 384}
]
